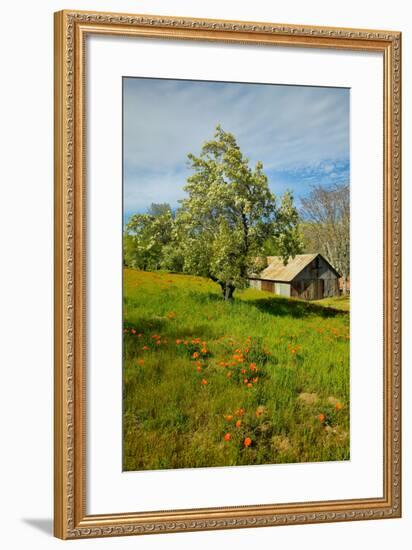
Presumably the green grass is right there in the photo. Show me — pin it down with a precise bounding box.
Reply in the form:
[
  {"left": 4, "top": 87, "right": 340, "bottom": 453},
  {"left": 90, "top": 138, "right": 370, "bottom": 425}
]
[
  {"left": 314, "top": 295, "right": 350, "bottom": 311},
  {"left": 123, "top": 268, "right": 350, "bottom": 471}
]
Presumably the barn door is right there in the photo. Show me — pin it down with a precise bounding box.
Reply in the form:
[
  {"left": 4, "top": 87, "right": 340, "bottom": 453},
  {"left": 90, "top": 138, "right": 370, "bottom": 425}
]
[
  {"left": 261, "top": 281, "right": 274, "bottom": 293},
  {"left": 316, "top": 279, "right": 324, "bottom": 299}
]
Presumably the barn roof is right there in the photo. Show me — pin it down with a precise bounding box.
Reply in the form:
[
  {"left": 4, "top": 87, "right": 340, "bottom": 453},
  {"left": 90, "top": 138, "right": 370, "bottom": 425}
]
[{"left": 252, "top": 253, "right": 340, "bottom": 282}]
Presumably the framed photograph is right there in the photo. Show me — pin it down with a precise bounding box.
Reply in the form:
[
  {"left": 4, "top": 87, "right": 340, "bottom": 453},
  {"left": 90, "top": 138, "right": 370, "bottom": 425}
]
[{"left": 54, "top": 9, "right": 402, "bottom": 539}]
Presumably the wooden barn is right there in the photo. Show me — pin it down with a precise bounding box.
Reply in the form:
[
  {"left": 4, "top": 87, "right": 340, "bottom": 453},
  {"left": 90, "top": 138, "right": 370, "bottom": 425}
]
[{"left": 249, "top": 253, "right": 341, "bottom": 301}]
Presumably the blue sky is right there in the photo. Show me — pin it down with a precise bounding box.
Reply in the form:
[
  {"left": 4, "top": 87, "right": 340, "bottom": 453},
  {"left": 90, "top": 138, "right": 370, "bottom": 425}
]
[{"left": 123, "top": 78, "right": 349, "bottom": 221}]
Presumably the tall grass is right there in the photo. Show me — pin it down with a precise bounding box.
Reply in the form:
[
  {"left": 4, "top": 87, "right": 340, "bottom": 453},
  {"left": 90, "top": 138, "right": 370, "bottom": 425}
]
[{"left": 123, "top": 268, "right": 350, "bottom": 471}]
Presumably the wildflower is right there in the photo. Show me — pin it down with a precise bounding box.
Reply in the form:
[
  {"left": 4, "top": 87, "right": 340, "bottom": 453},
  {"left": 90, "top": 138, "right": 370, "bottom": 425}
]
[
  {"left": 201, "top": 348, "right": 207, "bottom": 354},
  {"left": 247, "top": 383, "right": 253, "bottom": 388},
  {"left": 142, "top": 346, "right": 149, "bottom": 351},
  {"left": 131, "top": 328, "right": 136, "bottom": 334},
  {"left": 224, "top": 433, "right": 231, "bottom": 441},
  {"left": 249, "top": 363, "right": 257, "bottom": 371},
  {"left": 335, "top": 402, "right": 343, "bottom": 411},
  {"left": 176, "top": 339, "right": 181, "bottom": 345},
  {"left": 241, "top": 369, "right": 246, "bottom": 374},
  {"left": 318, "top": 413, "right": 325, "bottom": 423},
  {"left": 252, "top": 377, "right": 258, "bottom": 383},
  {"left": 196, "top": 366, "right": 201, "bottom": 372},
  {"left": 156, "top": 340, "right": 161, "bottom": 345},
  {"left": 244, "top": 348, "right": 250, "bottom": 354},
  {"left": 225, "top": 415, "right": 233, "bottom": 421},
  {"left": 235, "top": 408, "right": 245, "bottom": 416},
  {"left": 137, "top": 359, "right": 144, "bottom": 366},
  {"left": 291, "top": 349, "right": 296, "bottom": 354},
  {"left": 235, "top": 420, "right": 242, "bottom": 428},
  {"left": 201, "top": 379, "right": 207, "bottom": 386},
  {"left": 192, "top": 352, "right": 199, "bottom": 359},
  {"left": 244, "top": 379, "right": 249, "bottom": 384},
  {"left": 227, "top": 372, "right": 232, "bottom": 378},
  {"left": 244, "top": 437, "right": 252, "bottom": 447}
]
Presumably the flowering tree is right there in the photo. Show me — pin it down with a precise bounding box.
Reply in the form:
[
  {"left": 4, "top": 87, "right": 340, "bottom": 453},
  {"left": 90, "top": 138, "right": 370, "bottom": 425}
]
[
  {"left": 124, "top": 203, "right": 175, "bottom": 271},
  {"left": 176, "top": 125, "right": 301, "bottom": 299}
]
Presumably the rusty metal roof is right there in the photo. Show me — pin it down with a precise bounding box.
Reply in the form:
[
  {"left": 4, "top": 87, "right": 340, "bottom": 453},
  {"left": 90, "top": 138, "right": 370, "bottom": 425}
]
[{"left": 255, "top": 254, "right": 320, "bottom": 282}]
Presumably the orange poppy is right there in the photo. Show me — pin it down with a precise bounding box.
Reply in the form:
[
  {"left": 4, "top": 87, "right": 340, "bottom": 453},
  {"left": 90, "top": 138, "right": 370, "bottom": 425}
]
[
  {"left": 247, "top": 383, "right": 253, "bottom": 388},
  {"left": 225, "top": 415, "right": 233, "bottom": 421},
  {"left": 244, "top": 437, "right": 252, "bottom": 447},
  {"left": 235, "top": 420, "right": 241, "bottom": 428},
  {"left": 318, "top": 413, "right": 325, "bottom": 422},
  {"left": 224, "top": 433, "right": 231, "bottom": 441},
  {"left": 192, "top": 352, "right": 199, "bottom": 359},
  {"left": 335, "top": 402, "right": 343, "bottom": 411},
  {"left": 137, "top": 359, "right": 144, "bottom": 366},
  {"left": 226, "top": 372, "right": 232, "bottom": 378},
  {"left": 196, "top": 366, "right": 201, "bottom": 372},
  {"left": 201, "top": 379, "right": 207, "bottom": 385}
]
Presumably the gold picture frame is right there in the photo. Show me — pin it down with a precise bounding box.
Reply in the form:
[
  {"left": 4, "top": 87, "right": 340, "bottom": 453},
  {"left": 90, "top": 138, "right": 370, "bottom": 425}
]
[{"left": 54, "top": 9, "right": 402, "bottom": 539}]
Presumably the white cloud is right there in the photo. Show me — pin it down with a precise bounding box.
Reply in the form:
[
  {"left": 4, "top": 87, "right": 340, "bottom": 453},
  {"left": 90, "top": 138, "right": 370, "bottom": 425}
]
[{"left": 123, "top": 78, "right": 349, "bottom": 214}]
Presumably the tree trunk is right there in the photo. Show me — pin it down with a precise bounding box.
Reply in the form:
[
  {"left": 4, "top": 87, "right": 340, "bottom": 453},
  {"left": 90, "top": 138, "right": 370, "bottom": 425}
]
[
  {"left": 220, "top": 282, "right": 235, "bottom": 301},
  {"left": 342, "top": 272, "right": 348, "bottom": 296}
]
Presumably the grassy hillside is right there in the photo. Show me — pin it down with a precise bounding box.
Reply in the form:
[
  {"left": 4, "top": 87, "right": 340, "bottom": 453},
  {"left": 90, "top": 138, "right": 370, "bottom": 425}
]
[{"left": 123, "top": 268, "right": 350, "bottom": 471}]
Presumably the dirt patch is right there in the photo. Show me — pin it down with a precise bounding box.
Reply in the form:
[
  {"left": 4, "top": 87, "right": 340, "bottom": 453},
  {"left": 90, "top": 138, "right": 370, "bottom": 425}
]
[
  {"left": 272, "top": 435, "right": 291, "bottom": 453},
  {"left": 298, "top": 392, "right": 318, "bottom": 405}
]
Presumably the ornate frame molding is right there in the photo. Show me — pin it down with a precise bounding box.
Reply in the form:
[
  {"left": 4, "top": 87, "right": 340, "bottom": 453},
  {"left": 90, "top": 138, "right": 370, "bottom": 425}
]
[{"left": 54, "top": 10, "right": 401, "bottom": 539}]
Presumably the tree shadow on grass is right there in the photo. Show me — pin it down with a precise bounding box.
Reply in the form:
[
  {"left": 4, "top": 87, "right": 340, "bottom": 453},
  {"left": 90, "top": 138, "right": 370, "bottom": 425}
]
[
  {"left": 244, "top": 296, "right": 347, "bottom": 319},
  {"left": 189, "top": 289, "right": 346, "bottom": 319},
  {"left": 125, "top": 315, "right": 218, "bottom": 341}
]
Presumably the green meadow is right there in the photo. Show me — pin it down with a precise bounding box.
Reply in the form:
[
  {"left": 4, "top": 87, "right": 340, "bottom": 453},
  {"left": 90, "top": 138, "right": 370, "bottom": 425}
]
[{"left": 123, "top": 268, "right": 350, "bottom": 471}]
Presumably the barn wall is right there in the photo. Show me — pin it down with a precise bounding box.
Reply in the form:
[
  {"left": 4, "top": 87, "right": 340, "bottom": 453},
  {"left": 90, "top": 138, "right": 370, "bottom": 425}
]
[
  {"left": 275, "top": 282, "right": 291, "bottom": 297},
  {"left": 293, "top": 257, "right": 340, "bottom": 298},
  {"left": 295, "top": 256, "right": 339, "bottom": 281},
  {"left": 291, "top": 280, "right": 324, "bottom": 300},
  {"left": 249, "top": 279, "right": 291, "bottom": 297}
]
